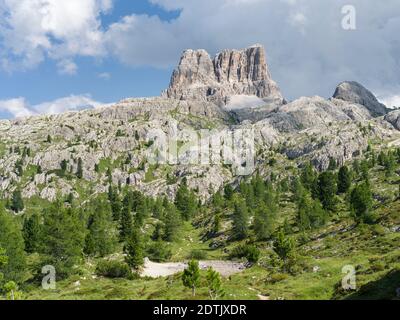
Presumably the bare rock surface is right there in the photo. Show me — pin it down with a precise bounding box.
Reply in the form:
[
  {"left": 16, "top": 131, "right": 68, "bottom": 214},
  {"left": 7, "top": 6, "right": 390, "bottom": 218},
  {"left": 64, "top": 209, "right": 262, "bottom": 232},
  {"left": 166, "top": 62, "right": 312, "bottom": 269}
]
[{"left": 164, "top": 44, "right": 284, "bottom": 106}]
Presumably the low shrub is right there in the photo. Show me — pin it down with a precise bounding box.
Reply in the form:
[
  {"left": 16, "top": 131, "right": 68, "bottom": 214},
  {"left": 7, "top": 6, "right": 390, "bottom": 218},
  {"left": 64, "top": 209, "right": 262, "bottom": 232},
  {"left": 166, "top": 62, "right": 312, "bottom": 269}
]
[
  {"left": 230, "top": 244, "right": 260, "bottom": 264},
  {"left": 96, "top": 260, "right": 133, "bottom": 279}
]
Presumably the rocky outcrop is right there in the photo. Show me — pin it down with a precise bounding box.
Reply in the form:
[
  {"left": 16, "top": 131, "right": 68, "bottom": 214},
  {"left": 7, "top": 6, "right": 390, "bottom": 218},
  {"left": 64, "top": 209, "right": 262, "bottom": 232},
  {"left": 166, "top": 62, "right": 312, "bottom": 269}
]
[
  {"left": 333, "top": 81, "right": 388, "bottom": 117},
  {"left": 384, "top": 109, "right": 400, "bottom": 130},
  {"left": 164, "top": 44, "right": 284, "bottom": 106}
]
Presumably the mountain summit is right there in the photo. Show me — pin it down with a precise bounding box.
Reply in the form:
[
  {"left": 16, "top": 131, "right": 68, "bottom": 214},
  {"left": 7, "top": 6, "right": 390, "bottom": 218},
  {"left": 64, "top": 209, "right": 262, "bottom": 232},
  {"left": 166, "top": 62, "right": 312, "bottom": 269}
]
[{"left": 163, "top": 44, "right": 284, "bottom": 105}]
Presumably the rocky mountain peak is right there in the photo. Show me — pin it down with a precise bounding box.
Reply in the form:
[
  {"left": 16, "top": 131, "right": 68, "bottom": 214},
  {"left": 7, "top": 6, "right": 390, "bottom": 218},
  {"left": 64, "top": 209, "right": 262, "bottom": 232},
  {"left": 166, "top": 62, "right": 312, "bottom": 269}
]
[
  {"left": 163, "top": 44, "right": 284, "bottom": 106},
  {"left": 332, "top": 81, "right": 388, "bottom": 117}
]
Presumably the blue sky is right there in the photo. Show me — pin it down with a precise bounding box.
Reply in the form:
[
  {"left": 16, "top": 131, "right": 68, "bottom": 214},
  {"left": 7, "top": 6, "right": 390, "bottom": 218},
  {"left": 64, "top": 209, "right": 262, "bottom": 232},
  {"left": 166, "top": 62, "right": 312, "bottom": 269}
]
[
  {"left": 0, "top": 0, "right": 400, "bottom": 119},
  {"left": 0, "top": 1, "right": 181, "bottom": 118}
]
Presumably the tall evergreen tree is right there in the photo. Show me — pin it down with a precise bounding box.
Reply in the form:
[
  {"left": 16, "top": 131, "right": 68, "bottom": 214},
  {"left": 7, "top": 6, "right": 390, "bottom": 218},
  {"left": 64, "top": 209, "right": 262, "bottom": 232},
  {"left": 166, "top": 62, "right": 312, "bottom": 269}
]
[
  {"left": 163, "top": 203, "right": 182, "bottom": 242},
  {"left": 301, "top": 162, "right": 317, "bottom": 192},
  {"left": 41, "top": 202, "right": 86, "bottom": 279},
  {"left": 23, "top": 213, "right": 41, "bottom": 253},
  {"left": 0, "top": 208, "right": 26, "bottom": 283},
  {"left": 337, "top": 165, "right": 352, "bottom": 194},
  {"left": 84, "top": 199, "right": 118, "bottom": 257},
  {"left": 350, "top": 182, "right": 375, "bottom": 224},
  {"left": 253, "top": 204, "right": 275, "bottom": 240},
  {"left": 273, "top": 231, "right": 296, "bottom": 272},
  {"left": 317, "top": 171, "right": 337, "bottom": 211},
  {"left": 175, "top": 179, "right": 198, "bottom": 221},
  {"left": 76, "top": 158, "right": 83, "bottom": 179},
  {"left": 232, "top": 200, "right": 249, "bottom": 240},
  {"left": 124, "top": 228, "right": 144, "bottom": 271},
  {"left": 10, "top": 189, "right": 24, "bottom": 213},
  {"left": 297, "top": 193, "right": 327, "bottom": 231}
]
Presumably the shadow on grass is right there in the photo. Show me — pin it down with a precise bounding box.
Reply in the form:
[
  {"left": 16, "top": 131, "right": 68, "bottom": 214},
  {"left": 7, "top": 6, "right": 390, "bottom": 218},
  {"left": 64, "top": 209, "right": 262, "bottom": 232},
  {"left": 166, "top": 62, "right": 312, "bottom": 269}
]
[{"left": 345, "top": 269, "right": 400, "bottom": 300}]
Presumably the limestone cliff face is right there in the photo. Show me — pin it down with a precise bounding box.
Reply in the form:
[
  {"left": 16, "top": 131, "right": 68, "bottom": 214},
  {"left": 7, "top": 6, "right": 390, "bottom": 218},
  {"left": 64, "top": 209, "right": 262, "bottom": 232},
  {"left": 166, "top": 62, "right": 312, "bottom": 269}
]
[{"left": 164, "top": 44, "right": 284, "bottom": 105}]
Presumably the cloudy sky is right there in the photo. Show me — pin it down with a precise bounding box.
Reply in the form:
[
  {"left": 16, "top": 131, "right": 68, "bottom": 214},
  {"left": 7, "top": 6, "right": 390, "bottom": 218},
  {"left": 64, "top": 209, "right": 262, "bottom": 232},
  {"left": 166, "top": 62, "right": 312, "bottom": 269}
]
[{"left": 0, "top": 0, "right": 399, "bottom": 119}]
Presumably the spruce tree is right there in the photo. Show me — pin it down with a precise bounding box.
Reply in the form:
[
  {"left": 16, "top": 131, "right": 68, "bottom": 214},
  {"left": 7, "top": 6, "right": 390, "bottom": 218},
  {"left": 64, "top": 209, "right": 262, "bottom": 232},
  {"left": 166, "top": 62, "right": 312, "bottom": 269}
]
[
  {"left": 232, "top": 200, "right": 249, "bottom": 240},
  {"left": 317, "top": 171, "right": 337, "bottom": 211},
  {"left": 0, "top": 208, "right": 26, "bottom": 283},
  {"left": 41, "top": 202, "right": 86, "bottom": 279},
  {"left": 124, "top": 228, "right": 144, "bottom": 271},
  {"left": 10, "top": 189, "right": 24, "bottom": 213},
  {"left": 76, "top": 158, "right": 83, "bottom": 179},
  {"left": 338, "top": 165, "right": 352, "bottom": 194},
  {"left": 163, "top": 203, "right": 182, "bottom": 242},
  {"left": 175, "top": 179, "right": 197, "bottom": 221},
  {"left": 206, "top": 267, "right": 224, "bottom": 300},
  {"left": 253, "top": 204, "right": 275, "bottom": 240},
  {"left": 23, "top": 213, "right": 41, "bottom": 253},
  {"left": 301, "top": 162, "right": 317, "bottom": 192},
  {"left": 273, "top": 231, "right": 296, "bottom": 272},
  {"left": 182, "top": 259, "right": 200, "bottom": 297},
  {"left": 84, "top": 199, "right": 118, "bottom": 257},
  {"left": 350, "top": 182, "right": 375, "bottom": 224}
]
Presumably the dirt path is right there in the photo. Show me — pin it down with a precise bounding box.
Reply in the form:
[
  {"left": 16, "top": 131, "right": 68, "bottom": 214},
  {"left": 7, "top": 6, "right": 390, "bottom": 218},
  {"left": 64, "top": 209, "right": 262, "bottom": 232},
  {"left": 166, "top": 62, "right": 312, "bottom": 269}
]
[{"left": 141, "top": 258, "right": 246, "bottom": 278}]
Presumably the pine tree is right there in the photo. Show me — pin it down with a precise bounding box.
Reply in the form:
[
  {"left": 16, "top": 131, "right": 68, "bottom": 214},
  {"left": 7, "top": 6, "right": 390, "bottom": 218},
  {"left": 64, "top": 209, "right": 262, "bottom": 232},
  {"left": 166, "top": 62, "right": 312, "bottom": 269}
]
[
  {"left": 337, "top": 165, "right": 352, "bottom": 194},
  {"left": 291, "top": 177, "right": 306, "bottom": 203},
  {"left": 108, "top": 185, "right": 121, "bottom": 221},
  {"left": 253, "top": 204, "right": 276, "bottom": 240},
  {"left": 119, "top": 208, "right": 133, "bottom": 241},
  {"left": 206, "top": 267, "right": 224, "bottom": 300},
  {"left": 182, "top": 259, "right": 200, "bottom": 297},
  {"left": 301, "top": 162, "right": 317, "bottom": 192},
  {"left": 232, "top": 200, "right": 249, "bottom": 240},
  {"left": 40, "top": 202, "right": 86, "bottom": 279},
  {"left": 317, "top": 171, "right": 337, "bottom": 211},
  {"left": 273, "top": 231, "right": 296, "bottom": 272},
  {"left": 328, "top": 158, "right": 337, "bottom": 171},
  {"left": 23, "top": 213, "right": 41, "bottom": 253},
  {"left": 384, "top": 152, "right": 396, "bottom": 178},
  {"left": 60, "top": 159, "right": 68, "bottom": 175},
  {"left": 224, "top": 185, "right": 234, "bottom": 201},
  {"left": 76, "top": 158, "right": 83, "bottom": 179},
  {"left": 124, "top": 228, "right": 144, "bottom": 271},
  {"left": 163, "top": 203, "right": 182, "bottom": 242},
  {"left": 175, "top": 179, "right": 197, "bottom": 221},
  {"left": 84, "top": 199, "right": 118, "bottom": 257},
  {"left": 0, "top": 207, "right": 26, "bottom": 283},
  {"left": 297, "top": 193, "right": 327, "bottom": 231},
  {"left": 10, "top": 189, "right": 24, "bottom": 213},
  {"left": 152, "top": 222, "right": 164, "bottom": 241},
  {"left": 350, "top": 182, "right": 375, "bottom": 224}
]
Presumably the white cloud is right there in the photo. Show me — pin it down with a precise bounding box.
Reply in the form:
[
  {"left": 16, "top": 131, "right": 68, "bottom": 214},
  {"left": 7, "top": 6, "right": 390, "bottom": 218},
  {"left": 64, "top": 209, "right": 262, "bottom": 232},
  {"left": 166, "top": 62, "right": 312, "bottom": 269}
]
[
  {"left": 98, "top": 72, "right": 111, "bottom": 80},
  {"left": 379, "top": 95, "right": 400, "bottom": 109},
  {"left": 103, "top": 0, "right": 400, "bottom": 100},
  {"left": 1, "top": 0, "right": 400, "bottom": 100},
  {"left": 0, "top": 97, "right": 34, "bottom": 118},
  {"left": 57, "top": 59, "right": 78, "bottom": 75},
  {"left": 0, "top": 95, "right": 103, "bottom": 118},
  {"left": 0, "top": 0, "right": 112, "bottom": 72},
  {"left": 226, "top": 95, "right": 266, "bottom": 111}
]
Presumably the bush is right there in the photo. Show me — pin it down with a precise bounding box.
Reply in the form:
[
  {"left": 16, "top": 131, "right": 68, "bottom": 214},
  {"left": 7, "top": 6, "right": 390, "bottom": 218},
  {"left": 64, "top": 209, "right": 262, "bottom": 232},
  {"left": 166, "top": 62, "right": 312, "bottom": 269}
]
[
  {"left": 230, "top": 244, "right": 260, "bottom": 264},
  {"left": 188, "top": 249, "right": 207, "bottom": 260},
  {"left": 147, "top": 241, "right": 173, "bottom": 262},
  {"left": 96, "top": 260, "right": 133, "bottom": 279}
]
